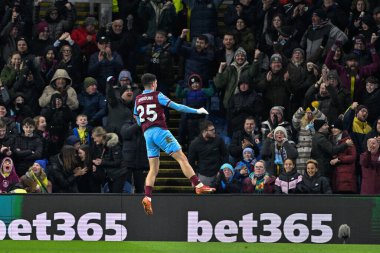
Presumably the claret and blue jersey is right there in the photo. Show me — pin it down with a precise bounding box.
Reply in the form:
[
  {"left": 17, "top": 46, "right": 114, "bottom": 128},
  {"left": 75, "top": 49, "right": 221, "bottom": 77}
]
[{"left": 134, "top": 90, "right": 198, "bottom": 158}]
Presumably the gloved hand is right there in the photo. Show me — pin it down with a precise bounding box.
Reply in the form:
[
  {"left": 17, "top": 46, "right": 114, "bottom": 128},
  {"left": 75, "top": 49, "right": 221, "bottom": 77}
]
[{"left": 197, "top": 107, "right": 209, "bottom": 115}]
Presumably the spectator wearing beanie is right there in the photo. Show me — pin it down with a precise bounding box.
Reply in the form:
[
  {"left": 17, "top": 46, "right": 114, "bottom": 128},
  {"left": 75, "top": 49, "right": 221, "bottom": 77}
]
[
  {"left": 311, "top": 118, "right": 353, "bottom": 179},
  {"left": 215, "top": 163, "right": 242, "bottom": 193},
  {"left": 214, "top": 47, "right": 260, "bottom": 109},
  {"left": 31, "top": 21, "right": 53, "bottom": 57},
  {"left": 261, "top": 125, "right": 298, "bottom": 177},
  {"left": 77, "top": 77, "right": 107, "bottom": 127},
  {"left": 257, "top": 53, "right": 291, "bottom": 118}
]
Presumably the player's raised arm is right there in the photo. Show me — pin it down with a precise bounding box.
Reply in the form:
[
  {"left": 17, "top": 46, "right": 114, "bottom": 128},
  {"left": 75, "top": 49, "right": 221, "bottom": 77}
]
[{"left": 157, "top": 92, "right": 208, "bottom": 115}]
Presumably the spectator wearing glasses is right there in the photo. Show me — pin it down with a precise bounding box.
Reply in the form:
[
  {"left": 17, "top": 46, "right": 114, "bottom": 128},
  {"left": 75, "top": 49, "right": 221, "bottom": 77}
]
[{"left": 188, "top": 120, "right": 228, "bottom": 187}]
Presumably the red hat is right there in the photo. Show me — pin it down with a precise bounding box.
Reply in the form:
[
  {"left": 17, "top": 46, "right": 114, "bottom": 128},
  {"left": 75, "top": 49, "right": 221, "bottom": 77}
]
[{"left": 37, "top": 21, "right": 49, "bottom": 34}]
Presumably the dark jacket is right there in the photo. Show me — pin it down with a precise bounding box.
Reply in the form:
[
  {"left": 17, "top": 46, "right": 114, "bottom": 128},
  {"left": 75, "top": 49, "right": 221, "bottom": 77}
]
[
  {"left": 311, "top": 132, "right": 348, "bottom": 177},
  {"left": 0, "top": 134, "right": 15, "bottom": 161},
  {"left": 188, "top": 135, "right": 228, "bottom": 177},
  {"left": 300, "top": 172, "right": 332, "bottom": 194},
  {"left": 47, "top": 153, "right": 79, "bottom": 193},
  {"left": 229, "top": 130, "right": 260, "bottom": 162},
  {"left": 274, "top": 169, "right": 303, "bottom": 194},
  {"left": 106, "top": 81, "right": 134, "bottom": 135},
  {"left": 91, "top": 133, "right": 123, "bottom": 180},
  {"left": 362, "top": 88, "right": 380, "bottom": 125},
  {"left": 261, "top": 139, "right": 298, "bottom": 176},
  {"left": 120, "top": 122, "right": 148, "bottom": 169},
  {"left": 215, "top": 172, "right": 241, "bottom": 193},
  {"left": 78, "top": 91, "right": 107, "bottom": 125},
  {"left": 13, "top": 134, "right": 43, "bottom": 176}
]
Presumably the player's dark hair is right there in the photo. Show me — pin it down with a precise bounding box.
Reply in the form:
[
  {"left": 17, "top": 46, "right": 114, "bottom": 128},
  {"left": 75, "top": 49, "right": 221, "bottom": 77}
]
[
  {"left": 199, "top": 120, "right": 214, "bottom": 132},
  {"left": 22, "top": 117, "right": 35, "bottom": 127},
  {"left": 141, "top": 73, "right": 157, "bottom": 88},
  {"left": 197, "top": 35, "right": 208, "bottom": 44}
]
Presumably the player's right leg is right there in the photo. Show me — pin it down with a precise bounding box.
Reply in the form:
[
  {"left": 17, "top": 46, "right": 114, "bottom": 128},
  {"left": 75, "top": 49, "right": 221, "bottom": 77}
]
[
  {"left": 142, "top": 128, "right": 161, "bottom": 216},
  {"left": 171, "top": 149, "right": 215, "bottom": 194}
]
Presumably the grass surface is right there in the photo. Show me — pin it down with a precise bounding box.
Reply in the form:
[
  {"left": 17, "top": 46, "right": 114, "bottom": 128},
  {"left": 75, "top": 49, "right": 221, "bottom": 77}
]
[{"left": 2, "top": 241, "right": 380, "bottom": 253}]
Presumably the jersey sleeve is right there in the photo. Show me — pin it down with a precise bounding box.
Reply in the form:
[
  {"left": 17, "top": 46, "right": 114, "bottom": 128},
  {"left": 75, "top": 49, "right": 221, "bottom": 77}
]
[
  {"left": 157, "top": 92, "right": 198, "bottom": 114},
  {"left": 133, "top": 101, "right": 141, "bottom": 126}
]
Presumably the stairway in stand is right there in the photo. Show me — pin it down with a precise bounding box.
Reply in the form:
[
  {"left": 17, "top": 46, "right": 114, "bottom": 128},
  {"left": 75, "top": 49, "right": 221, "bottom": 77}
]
[{"left": 154, "top": 109, "right": 194, "bottom": 193}]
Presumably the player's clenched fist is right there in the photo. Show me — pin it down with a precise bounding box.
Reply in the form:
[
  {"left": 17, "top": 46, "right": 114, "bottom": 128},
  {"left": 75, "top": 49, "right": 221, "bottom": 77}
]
[{"left": 197, "top": 107, "right": 209, "bottom": 115}]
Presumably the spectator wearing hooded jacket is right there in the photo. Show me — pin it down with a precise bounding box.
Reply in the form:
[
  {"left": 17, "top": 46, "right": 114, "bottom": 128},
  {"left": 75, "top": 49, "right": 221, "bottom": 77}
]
[
  {"left": 214, "top": 47, "right": 260, "bottom": 110},
  {"left": 176, "top": 74, "right": 214, "bottom": 147},
  {"left": 300, "top": 159, "right": 332, "bottom": 194},
  {"left": 329, "top": 119, "right": 357, "bottom": 193},
  {"left": 39, "top": 68, "right": 79, "bottom": 110},
  {"left": 0, "top": 157, "right": 19, "bottom": 193},
  {"left": 215, "top": 163, "right": 241, "bottom": 193},
  {"left": 78, "top": 77, "right": 107, "bottom": 127},
  {"left": 227, "top": 76, "right": 263, "bottom": 136},
  {"left": 360, "top": 137, "right": 380, "bottom": 194},
  {"left": 262, "top": 126, "right": 298, "bottom": 177}
]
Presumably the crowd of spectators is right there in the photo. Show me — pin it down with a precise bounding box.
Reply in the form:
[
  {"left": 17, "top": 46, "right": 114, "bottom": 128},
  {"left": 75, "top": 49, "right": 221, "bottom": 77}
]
[{"left": 0, "top": 0, "right": 380, "bottom": 195}]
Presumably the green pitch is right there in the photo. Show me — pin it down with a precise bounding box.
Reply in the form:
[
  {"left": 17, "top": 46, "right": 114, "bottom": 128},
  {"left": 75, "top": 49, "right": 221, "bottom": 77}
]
[{"left": 2, "top": 241, "right": 380, "bottom": 253}]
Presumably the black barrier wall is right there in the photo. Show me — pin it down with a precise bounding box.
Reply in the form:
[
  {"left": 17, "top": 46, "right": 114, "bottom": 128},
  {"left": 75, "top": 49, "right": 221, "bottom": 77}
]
[{"left": 0, "top": 194, "right": 379, "bottom": 243}]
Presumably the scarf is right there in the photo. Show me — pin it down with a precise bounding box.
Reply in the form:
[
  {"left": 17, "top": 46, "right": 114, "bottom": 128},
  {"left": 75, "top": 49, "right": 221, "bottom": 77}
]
[
  {"left": 352, "top": 117, "right": 372, "bottom": 134},
  {"left": 274, "top": 143, "right": 287, "bottom": 176}
]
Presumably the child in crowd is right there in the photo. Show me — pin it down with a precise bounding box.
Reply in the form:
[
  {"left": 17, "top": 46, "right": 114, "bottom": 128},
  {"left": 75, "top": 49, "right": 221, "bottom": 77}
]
[
  {"left": 176, "top": 74, "right": 215, "bottom": 147},
  {"left": 0, "top": 157, "right": 19, "bottom": 193},
  {"left": 72, "top": 114, "right": 92, "bottom": 145},
  {"left": 20, "top": 160, "right": 52, "bottom": 193},
  {"left": 234, "top": 147, "right": 256, "bottom": 182},
  {"left": 215, "top": 163, "right": 241, "bottom": 193}
]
